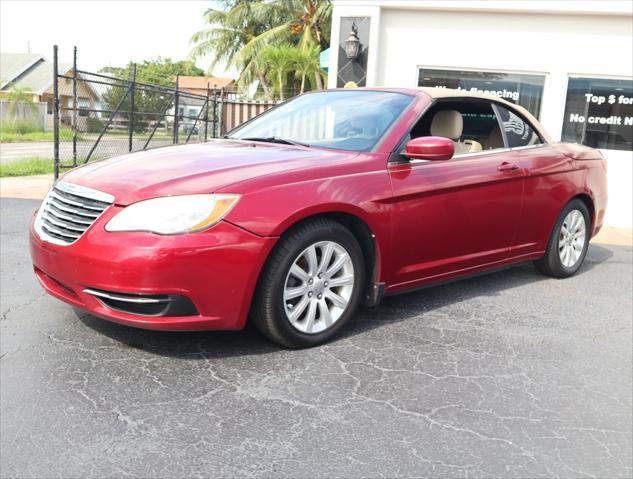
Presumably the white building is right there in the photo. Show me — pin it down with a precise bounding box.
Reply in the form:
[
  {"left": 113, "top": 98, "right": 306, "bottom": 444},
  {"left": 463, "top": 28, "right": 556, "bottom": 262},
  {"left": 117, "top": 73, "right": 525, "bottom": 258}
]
[{"left": 328, "top": 1, "right": 633, "bottom": 228}]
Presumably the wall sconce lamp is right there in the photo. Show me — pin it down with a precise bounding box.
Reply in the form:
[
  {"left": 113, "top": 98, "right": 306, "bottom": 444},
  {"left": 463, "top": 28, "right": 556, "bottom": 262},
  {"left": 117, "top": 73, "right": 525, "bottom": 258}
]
[{"left": 344, "top": 23, "right": 361, "bottom": 60}]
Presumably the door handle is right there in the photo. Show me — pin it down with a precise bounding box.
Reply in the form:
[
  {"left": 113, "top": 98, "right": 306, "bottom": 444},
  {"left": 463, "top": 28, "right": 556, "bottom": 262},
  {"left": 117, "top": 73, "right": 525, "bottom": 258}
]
[{"left": 497, "top": 162, "right": 520, "bottom": 172}]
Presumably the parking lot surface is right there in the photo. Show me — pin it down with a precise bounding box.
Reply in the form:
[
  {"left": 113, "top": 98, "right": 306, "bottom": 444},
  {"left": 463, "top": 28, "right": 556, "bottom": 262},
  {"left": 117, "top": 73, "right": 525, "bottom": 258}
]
[{"left": 1, "top": 198, "right": 632, "bottom": 478}]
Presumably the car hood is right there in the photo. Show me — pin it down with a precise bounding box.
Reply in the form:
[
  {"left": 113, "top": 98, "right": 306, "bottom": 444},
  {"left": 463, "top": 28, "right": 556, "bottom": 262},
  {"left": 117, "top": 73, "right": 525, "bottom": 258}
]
[{"left": 62, "top": 140, "right": 356, "bottom": 205}]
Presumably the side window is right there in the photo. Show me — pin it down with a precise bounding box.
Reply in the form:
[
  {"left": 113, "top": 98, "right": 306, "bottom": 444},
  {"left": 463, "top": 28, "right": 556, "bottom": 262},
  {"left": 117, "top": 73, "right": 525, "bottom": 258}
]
[
  {"left": 495, "top": 105, "right": 543, "bottom": 148},
  {"left": 408, "top": 100, "right": 506, "bottom": 153},
  {"left": 460, "top": 110, "right": 502, "bottom": 150}
]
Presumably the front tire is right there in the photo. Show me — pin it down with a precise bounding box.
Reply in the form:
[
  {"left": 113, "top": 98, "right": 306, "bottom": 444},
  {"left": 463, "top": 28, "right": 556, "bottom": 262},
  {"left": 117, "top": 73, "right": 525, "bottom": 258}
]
[
  {"left": 251, "top": 218, "right": 365, "bottom": 348},
  {"left": 535, "top": 199, "right": 590, "bottom": 278}
]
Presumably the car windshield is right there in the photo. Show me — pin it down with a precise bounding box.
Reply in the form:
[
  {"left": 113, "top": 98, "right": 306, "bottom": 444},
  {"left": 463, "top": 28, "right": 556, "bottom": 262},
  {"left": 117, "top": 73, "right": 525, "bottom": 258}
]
[{"left": 228, "top": 90, "right": 413, "bottom": 152}]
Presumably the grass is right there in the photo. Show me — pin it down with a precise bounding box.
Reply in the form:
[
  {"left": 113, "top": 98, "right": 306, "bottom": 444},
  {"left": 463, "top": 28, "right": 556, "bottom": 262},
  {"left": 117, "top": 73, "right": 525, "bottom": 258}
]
[
  {"left": 0, "top": 126, "right": 78, "bottom": 142},
  {"left": 0, "top": 157, "right": 54, "bottom": 177},
  {"left": 0, "top": 128, "right": 174, "bottom": 142},
  {"left": 0, "top": 129, "right": 55, "bottom": 142}
]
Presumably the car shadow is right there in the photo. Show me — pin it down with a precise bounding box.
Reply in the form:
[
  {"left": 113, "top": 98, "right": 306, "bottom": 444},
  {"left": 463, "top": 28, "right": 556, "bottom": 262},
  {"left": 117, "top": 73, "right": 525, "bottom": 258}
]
[{"left": 77, "top": 244, "right": 615, "bottom": 358}]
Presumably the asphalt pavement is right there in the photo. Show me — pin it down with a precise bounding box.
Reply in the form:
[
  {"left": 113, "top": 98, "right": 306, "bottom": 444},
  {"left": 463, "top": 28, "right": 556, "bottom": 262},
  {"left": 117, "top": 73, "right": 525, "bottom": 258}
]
[{"left": 1, "top": 198, "right": 632, "bottom": 478}]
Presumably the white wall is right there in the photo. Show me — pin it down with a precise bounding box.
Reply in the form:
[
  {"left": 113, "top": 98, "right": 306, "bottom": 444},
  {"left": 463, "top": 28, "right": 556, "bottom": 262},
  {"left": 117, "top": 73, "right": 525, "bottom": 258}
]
[{"left": 330, "top": 3, "right": 633, "bottom": 228}]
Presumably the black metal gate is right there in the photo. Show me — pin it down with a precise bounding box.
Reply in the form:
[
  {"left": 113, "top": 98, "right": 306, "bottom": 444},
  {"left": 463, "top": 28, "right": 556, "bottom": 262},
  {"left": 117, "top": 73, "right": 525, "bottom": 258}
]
[{"left": 52, "top": 46, "right": 224, "bottom": 179}]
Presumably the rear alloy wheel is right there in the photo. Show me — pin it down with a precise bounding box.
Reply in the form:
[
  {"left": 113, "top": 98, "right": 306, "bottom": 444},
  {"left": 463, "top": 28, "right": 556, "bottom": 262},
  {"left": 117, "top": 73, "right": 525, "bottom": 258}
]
[
  {"left": 558, "top": 210, "right": 586, "bottom": 268},
  {"left": 252, "top": 219, "right": 365, "bottom": 348},
  {"left": 536, "top": 199, "right": 590, "bottom": 278}
]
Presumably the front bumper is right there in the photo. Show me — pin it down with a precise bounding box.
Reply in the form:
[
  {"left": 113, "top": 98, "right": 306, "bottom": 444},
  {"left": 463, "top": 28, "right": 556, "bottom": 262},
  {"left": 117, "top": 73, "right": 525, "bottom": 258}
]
[{"left": 29, "top": 208, "right": 277, "bottom": 331}]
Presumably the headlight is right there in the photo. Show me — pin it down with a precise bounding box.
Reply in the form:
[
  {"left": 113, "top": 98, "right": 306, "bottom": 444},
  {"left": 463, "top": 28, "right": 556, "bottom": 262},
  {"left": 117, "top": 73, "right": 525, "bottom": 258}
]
[{"left": 105, "top": 194, "right": 239, "bottom": 235}]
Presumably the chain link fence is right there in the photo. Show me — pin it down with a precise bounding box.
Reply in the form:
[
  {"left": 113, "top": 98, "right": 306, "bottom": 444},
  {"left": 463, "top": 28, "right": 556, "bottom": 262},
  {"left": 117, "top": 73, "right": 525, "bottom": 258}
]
[{"left": 53, "top": 46, "right": 279, "bottom": 178}]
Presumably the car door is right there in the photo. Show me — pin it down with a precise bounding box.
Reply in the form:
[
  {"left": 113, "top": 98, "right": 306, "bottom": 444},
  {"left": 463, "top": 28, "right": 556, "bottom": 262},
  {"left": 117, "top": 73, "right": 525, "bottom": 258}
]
[
  {"left": 386, "top": 99, "right": 525, "bottom": 290},
  {"left": 493, "top": 104, "right": 566, "bottom": 258}
]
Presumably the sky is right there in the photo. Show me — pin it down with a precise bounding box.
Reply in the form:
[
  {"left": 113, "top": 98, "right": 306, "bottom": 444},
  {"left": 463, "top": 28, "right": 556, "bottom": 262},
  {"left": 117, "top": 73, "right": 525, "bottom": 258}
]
[{"left": 0, "top": 0, "right": 236, "bottom": 77}]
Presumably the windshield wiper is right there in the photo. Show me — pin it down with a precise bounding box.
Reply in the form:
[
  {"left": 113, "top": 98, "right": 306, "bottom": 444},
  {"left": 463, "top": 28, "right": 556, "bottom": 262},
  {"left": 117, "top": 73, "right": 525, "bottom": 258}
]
[{"left": 240, "top": 137, "right": 310, "bottom": 147}]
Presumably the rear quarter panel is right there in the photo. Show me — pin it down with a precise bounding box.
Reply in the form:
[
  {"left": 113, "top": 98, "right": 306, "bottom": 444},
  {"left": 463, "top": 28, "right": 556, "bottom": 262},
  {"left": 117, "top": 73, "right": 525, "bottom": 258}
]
[{"left": 515, "top": 144, "right": 607, "bottom": 254}]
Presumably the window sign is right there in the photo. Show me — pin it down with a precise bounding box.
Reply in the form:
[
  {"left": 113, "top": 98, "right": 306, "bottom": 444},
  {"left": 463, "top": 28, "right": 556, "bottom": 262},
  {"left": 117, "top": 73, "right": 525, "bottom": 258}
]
[
  {"left": 561, "top": 77, "right": 633, "bottom": 151},
  {"left": 417, "top": 68, "right": 545, "bottom": 119},
  {"left": 495, "top": 105, "right": 543, "bottom": 148}
]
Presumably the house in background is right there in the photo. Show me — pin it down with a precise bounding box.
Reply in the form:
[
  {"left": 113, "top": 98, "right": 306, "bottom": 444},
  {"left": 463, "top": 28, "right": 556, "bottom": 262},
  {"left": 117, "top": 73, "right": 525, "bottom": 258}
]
[
  {"left": 176, "top": 75, "right": 235, "bottom": 96},
  {"left": 176, "top": 75, "right": 236, "bottom": 118},
  {"left": 173, "top": 75, "right": 236, "bottom": 135},
  {"left": 0, "top": 52, "right": 100, "bottom": 130}
]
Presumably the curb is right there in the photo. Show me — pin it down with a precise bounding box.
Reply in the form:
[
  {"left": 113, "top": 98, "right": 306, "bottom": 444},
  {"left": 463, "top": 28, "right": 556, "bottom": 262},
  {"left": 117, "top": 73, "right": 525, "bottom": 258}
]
[{"left": 0, "top": 174, "right": 54, "bottom": 200}]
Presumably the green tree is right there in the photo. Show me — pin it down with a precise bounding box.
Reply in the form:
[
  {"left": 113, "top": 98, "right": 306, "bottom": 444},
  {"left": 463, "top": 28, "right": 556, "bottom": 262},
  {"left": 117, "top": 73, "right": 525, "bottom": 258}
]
[
  {"left": 99, "top": 58, "right": 205, "bottom": 131},
  {"left": 100, "top": 57, "right": 204, "bottom": 88},
  {"left": 287, "top": 0, "right": 332, "bottom": 50},
  {"left": 190, "top": 0, "right": 332, "bottom": 94},
  {"left": 238, "top": 0, "right": 332, "bottom": 90},
  {"left": 189, "top": 1, "right": 283, "bottom": 99},
  {"left": 292, "top": 44, "right": 325, "bottom": 94},
  {"left": 261, "top": 44, "right": 298, "bottom": 101}
]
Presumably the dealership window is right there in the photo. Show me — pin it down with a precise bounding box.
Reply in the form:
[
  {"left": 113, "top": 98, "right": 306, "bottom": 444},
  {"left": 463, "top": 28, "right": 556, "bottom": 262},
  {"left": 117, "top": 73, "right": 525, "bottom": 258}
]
[
  {"left": 417, "top": 68, "right": 545, "bottom": 119},
  {"left": 561, "top": 76, "right": 633, "bottom": 151}
]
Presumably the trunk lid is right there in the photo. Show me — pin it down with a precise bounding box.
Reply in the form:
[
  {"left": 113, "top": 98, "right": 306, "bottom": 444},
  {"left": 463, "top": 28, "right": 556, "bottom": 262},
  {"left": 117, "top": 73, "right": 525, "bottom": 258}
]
[{"left": 552, "top": 142, "right": 604, "bottom": 161}]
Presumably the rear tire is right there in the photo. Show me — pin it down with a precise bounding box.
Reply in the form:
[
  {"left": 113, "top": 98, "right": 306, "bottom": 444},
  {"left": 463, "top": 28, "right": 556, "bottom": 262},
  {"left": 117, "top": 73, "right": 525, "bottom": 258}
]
[
  {"left": 535, "top": 199, "right": 590, "bottom": 278},
  {"left": 251, "top": 218, "right": 365, "bottom": 348}
]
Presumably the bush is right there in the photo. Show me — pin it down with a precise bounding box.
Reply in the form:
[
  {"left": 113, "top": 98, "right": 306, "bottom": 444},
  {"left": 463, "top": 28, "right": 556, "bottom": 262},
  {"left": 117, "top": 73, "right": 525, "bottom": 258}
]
[{"left": 86, "top": 117, "right": 104, "bottom": 133}]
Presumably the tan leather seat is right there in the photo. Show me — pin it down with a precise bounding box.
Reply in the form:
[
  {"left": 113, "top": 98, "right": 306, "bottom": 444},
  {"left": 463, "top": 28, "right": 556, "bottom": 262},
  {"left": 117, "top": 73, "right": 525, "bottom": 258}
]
[
  {"left": 431, "top": 110, "right": 463, "bottom": 141},
  {"left": 430, "top": 110, "right": 481, "bottom": 154},
  {"left": 483, "top": 125, "right": 504, "bottom": 150}
]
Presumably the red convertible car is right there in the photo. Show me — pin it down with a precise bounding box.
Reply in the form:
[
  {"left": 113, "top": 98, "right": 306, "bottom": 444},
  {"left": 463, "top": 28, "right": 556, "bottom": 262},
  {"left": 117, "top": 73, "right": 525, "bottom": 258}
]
[{"left": 30, "top": 88, "right": 607, "bottom": 347}]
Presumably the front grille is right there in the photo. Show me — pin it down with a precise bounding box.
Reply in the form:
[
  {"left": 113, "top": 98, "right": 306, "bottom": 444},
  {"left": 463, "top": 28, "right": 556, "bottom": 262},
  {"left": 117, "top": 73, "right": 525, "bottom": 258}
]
[{"left": 34, "top": 181, "right": 114, "bottom": 245}]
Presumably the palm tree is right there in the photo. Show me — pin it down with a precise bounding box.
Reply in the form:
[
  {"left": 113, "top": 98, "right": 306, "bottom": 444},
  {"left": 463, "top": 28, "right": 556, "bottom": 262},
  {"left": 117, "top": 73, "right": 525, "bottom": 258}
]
[
  {"left": 189, "top": 1, "right": 285, "bottom": 99},
  {"left": 293, "top": 45, "right": 325, "bottom": 94},
  {"left": 287, "top": 0, "right": 332, "bottom": 50},
  {"left": 237, "top": 0, "right": 332, "bottom": 90},
  {"left": 261, "top": 44, "right": 298, "bottom": 100},
  {"left": 190, "top": 0, "right": 332, "bottom": 94}
]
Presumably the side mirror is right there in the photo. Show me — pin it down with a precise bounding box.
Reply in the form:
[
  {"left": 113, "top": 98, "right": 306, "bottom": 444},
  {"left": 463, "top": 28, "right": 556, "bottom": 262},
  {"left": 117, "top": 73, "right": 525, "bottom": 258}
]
[{"left": 404, "top": 136, "right": 454, "bottom": 161}]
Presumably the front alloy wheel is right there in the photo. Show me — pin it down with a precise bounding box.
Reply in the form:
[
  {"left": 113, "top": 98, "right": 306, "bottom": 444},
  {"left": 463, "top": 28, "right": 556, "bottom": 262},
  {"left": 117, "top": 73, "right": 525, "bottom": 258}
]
[
  {"left": 252, "top": 218, "right": 365, "bottom": 348},
  {"left": 284, "top": 241, "right": 355, "bottom": 334}
]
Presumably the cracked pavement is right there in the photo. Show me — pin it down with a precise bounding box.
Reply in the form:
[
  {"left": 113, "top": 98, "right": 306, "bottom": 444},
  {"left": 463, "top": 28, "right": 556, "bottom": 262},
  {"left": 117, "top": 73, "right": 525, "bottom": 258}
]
[{"left": 1, "top": 198, "right": 632, "bottom": 478}]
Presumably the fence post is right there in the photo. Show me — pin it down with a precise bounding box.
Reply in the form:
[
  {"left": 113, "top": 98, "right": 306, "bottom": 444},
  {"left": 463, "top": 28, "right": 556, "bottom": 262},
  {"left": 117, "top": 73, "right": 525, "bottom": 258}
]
[
  {"left": 72, "top": 46, "right": 77, "bottom": 167},
  {"left": 128, "top": 64, "right": 136, "bottom": 152},
  {"left": 211, "top": 85, "right": 218, "bottom": 138},
  {"left": 219, "top": 87, "right": 225, "bottom": 137},
  {"left": 173, "top": 74, "right": 179, "bottom": 144},
  {"left": 53, "top": 45, "right": 60, "bottom": 180},
  {"left": 204, "top": 82, "right": 210, "bottom": 142}
]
